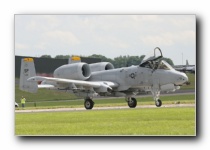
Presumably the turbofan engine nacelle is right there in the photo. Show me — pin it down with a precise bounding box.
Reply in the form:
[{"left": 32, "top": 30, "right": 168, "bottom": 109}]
[
  {"left": 53, "top": 63, "right": 91, "bottom": 80},
  {"left": 89, "top": 62, "right": 114, "bottom": 72}
]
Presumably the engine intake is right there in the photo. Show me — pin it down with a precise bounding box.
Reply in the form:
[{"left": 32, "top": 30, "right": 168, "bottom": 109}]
[{"left": 53, "top": 63, "right": 91, "bottom": 80}]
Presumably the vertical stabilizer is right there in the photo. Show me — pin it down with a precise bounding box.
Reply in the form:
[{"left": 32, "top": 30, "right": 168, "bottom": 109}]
[
  {"left": 19, "top": 58, "right": 38, "bottom": 93},
  {"left": 68, "top": 56, "right": 81, "bottom": 64},
  {"left": 186, "top": 60, "right": 189, "bottom": 66}
]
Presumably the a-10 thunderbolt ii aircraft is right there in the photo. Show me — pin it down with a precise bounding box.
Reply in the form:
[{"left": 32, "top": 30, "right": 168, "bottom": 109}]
[{"left": 19, "top": 47, "right": 188, "bottom": 109}]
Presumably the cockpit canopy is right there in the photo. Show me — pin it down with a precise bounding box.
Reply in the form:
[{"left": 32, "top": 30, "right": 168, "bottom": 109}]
[
  {"left": 158, "top": 60, "right": 174, "bottom": 70},
  {"left": 141, "top": 60, "right": 173, "bottom": 70},
  {"left": 140, "top": 47, "right": 162, "bottom": 67},
  {"left": 139, "top": 47, "right": 174, "bottom": 70}
]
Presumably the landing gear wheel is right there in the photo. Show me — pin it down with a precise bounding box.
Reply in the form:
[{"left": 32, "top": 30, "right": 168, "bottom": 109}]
[
  {"left": 128, "top": 97, "right": 137, "bottom": 108},
  {"left": 84, "top": 98, "right": 94, "bottom": 110},
  {"left": 155, "top": 99, "right": 162, "bottom": 107}
]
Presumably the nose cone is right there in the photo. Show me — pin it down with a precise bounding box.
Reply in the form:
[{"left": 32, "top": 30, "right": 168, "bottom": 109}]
[
  {"left": 175, "top": 72, "right": 189, "bottom": 85},
  {"left": 182, "top": 73, "right": 189, "bottom": 83}
]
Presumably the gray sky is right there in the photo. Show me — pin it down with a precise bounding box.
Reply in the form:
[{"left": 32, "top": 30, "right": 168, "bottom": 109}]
[{"left": 15, "top": 15, "right": 195, "bottom": 65}]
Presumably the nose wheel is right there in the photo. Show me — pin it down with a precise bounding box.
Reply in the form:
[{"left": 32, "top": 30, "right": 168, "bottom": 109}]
[
  {"left": 151, "top": 86, "right": 162, "bottom": 107},
  {"left": 155, "top": 99, "right": 162, "bottom": 107}
]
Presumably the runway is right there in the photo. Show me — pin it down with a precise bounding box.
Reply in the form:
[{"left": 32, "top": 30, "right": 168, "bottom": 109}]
[
  {"left": 15, "top": 89, "right": 195, "bottom": 113},
  {"left": 15, "top": 103, "right": 195, "bottom": 113}
]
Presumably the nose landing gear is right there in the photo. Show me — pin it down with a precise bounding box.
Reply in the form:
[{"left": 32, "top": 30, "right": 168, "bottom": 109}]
[{"left": 151, "top": 86, "right": 162, "bottom": 107}]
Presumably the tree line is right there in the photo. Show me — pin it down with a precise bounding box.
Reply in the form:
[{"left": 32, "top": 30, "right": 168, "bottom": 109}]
[{"left": 40, "top": 54, "right": 174, "bottom": 68}]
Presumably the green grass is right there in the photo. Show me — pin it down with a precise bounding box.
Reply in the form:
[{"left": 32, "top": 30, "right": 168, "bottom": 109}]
[
  {"left": 15, "top": 86, "right": 78, "bottom": 102},
  {"left": 15, "top": 73, "right": 196, "bottom": 136},
  {"left": 15, "top": 107, "right": 195, "bottom": 135}
]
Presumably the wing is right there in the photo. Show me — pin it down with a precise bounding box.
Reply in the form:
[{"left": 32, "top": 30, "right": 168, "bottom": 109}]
[{"left": 27, "top": 76, "right": 119, "bottom": 90}]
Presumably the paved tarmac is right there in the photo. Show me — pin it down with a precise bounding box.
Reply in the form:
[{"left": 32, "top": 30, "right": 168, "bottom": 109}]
[{"left": 15, "top": 103, "right": 195, "bottom": 113}]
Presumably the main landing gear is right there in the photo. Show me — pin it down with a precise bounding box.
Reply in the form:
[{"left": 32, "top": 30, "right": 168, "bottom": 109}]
[
  {"left": 127, "top": 97, "right": 137, "bottom": 108},
  {"left": 84, "top": 97, "right": 94, "bottom": 110},
  {"left": 83, "top": 95, "right": 161, "bottom": 110},
  {"left": 155, "top": 99, "right": 162, "bottom": 107},
  {"left": 84, "top": 96, "right": 138, "bottom": 110}
]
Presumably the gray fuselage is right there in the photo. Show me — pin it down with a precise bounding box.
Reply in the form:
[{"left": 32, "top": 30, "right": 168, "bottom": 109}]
[{"left": 88, "top": 65, "right": 183, "bottom": 92}]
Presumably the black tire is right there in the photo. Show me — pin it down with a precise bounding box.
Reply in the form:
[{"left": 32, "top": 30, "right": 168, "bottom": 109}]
[
  {"left": 128, "top": 97, "right": 137, "bottom": 108},
  {"left": 155, "top": 99, "right": 162, "bottom": 107},
  {"left": 84, "top": 99, "right": 94, "bottom": 110}
]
